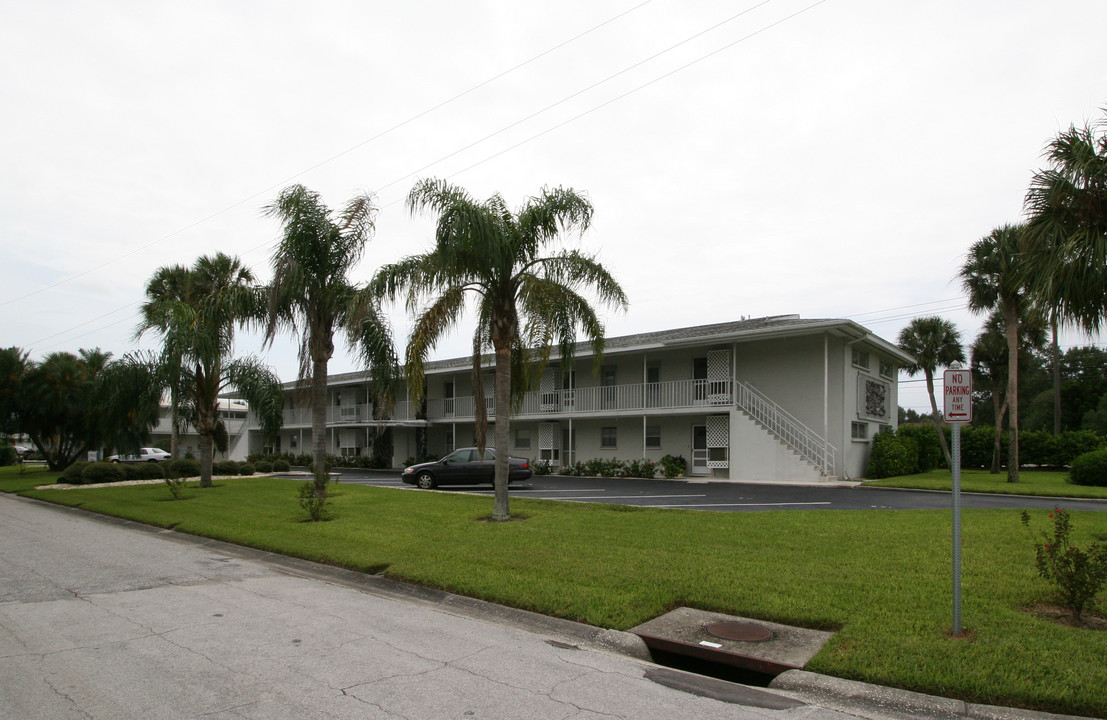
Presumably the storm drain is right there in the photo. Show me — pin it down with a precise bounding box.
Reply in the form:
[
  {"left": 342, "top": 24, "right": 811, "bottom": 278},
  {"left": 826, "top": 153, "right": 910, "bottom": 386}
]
[{"left": 629, "top": 608, "right": 834, "bottom": 686}]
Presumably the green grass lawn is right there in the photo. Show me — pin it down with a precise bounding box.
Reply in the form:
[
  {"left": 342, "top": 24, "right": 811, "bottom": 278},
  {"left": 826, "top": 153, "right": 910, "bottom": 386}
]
[
  {"left": 13, "top": 476, "right": 1107, "bottom": 717},
  {"left": 0, "top": 463, "right": 61, "bottom": 493},
  {"left": 863, "top": 468, "right": 1107, "bottom": 499}
]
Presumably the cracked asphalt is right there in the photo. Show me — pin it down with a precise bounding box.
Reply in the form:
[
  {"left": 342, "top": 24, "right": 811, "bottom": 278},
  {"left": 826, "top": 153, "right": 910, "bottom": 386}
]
[{"left": 0, "top": 492, "right": 870, "bottom": 720}]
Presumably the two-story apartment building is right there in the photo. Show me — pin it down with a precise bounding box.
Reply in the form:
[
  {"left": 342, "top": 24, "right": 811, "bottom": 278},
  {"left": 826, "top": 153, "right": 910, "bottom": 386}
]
[{"left": 248, "top": 315, "right": 913, "bottom": 482}]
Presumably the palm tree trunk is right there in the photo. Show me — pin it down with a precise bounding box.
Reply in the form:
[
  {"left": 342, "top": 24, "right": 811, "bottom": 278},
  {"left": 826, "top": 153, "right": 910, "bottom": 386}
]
[
  {"left": 198, "top": 432, "right": 214, "bottom": 488},
  {"left": 926, "top": 370, "right": 953, "bottom": 468},
  {"left": 1005, "top": 301, "right": 1020, "bottom": 483},
  {"left": 1051, "top": 318, "right": 1061, "bottom": 434},
  {"left": 991, "top": 392, "right": 1008, "bottom": 474},
  {"left": 491, "top": 341, "right": 512, "bottom": 522},
  {"left": 312, "top": 356, "right": 329, "bottom": 496}
]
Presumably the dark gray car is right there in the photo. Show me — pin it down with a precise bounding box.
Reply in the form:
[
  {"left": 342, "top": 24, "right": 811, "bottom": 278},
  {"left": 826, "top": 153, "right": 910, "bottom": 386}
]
[{"left": 402, "top": 447, "right": 532, "bottom": 489}]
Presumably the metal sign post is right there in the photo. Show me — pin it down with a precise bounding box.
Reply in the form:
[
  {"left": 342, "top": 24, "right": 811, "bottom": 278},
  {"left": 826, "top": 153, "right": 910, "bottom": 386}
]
[{"left": 943, "top": 365, "right": 972, "bottom": 635}]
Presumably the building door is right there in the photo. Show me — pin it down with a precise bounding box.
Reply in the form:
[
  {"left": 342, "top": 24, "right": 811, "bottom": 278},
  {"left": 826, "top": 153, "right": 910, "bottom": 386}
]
[
  {"left": 691, "top": 424, "right": 709, "bottom": 475},
  {"left": 693, "top": 357, "right": 708, "bottom": 404},
  {"left": 444, "top": 381, "right": 455, "bottom": 417}
]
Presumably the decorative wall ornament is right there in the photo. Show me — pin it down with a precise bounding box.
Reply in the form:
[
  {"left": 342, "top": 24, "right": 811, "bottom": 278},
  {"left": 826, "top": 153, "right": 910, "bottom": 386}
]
[{"left": 857, "top": 375, "right": 890, "bottom": 420}]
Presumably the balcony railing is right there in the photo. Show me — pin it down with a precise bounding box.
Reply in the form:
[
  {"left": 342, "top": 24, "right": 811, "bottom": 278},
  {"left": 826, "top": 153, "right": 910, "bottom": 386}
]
[
  {"left": 269, "top": 401, "right": 418, "bottom": 427},
  {"left": 424, "top": 379, "right": 732, "bottom": 420}
]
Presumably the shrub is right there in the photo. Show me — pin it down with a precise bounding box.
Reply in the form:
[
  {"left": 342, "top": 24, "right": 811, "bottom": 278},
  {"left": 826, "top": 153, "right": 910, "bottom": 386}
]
[
  {"left": 213, "top": 460, "right": 240, "bottom": 476},
  {"left": 298, "top": 481, "right": 327, "bottom": 521},
  {"left": 624, "top": 458, "right": 657, "bottom": 478},
  {"left": 81, "top": 462, "right": 125, "bottom": 484},
  {"left": 238, "top": 462, "right": 256, "bottom": 476},
  {"left": 255, "top": 460, "right": 273, "bottom": 473},
  {"left": 165, "top": 476, "right": 186, "bottom": 499},
  {"left": 272, "top": 459, "right": 291, "bottom": 472},
  {"left": 1021, "top": 507, "right": 1107, "bottom": 620},
  {"left": 532, "top": 459, "right": 552, "bottom": 476},
  {"left": 897, "top": 424, "right": 941, "bottom": 472},
  {"left": 866, "top": 432, "right": 916, "bottom": 479},
  {"left": 659, "top": 454, "right": 686, "bottom": 479},
  {"left": 61, "top": 461, "right": 90, "bottom": 484},
  {"left": 1069, "top": 449, "right": 1107, "bottom": 487},
  {"left": 134, "top": 463, "right": 165, "bottom": 480},
  {"left": 0, "top": 444, "right": 17, "bottom": 466},
  {"left": 168, "top": 458, "right": 201, "bottom": 479}
]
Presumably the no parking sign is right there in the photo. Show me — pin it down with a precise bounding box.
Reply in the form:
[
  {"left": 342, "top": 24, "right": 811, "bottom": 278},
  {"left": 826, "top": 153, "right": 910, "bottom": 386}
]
[{"left": 943, "top": 368, "right": 972, "bottom": 423}]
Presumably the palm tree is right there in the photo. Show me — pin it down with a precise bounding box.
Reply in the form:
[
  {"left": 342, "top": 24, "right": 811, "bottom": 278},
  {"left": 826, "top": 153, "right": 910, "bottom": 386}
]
[
  {"left": 138, "top": 253, "right": 283, "bottom": 487},
  {"left": 1024, "top": 109, "right": 1107, "bottom": 334},
  {"left": 261, "top": 185, "right": 396, "bottom": 501},
  {"left": 959, "top": 224, "right": 1034, "bottom": 482},
  {"left": 17, "top": 349, "right": 162, "bottom": 470},
  {"left": 897, "top": 316, "right": 965, "bottom": 469},
  {"left": 970, "top": 309, "right": 1047, "bottom": 473},
  {"left": 135, "top": 264, "right": 193, "bottom": 459},
  {"left": 374, "top": 178, "right": 628, "bottom": 521}
]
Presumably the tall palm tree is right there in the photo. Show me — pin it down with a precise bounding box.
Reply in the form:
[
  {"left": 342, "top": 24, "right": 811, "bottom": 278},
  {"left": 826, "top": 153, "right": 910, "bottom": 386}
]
[
  {"left": 135, "top": 264, "right": 193, "bottom": 459},
  {"left": 897, "top": 316, "right": 965, "bottom": 469},
  {"left": 959, "top": 224, "right": 1034, "bottom": 482},
  {"left": 138, "top": 253, "right": 284, "bottom": 487},
  {"left": 261, "top": 184, "right": 396, "bottom": 501},
  {"left": 970, "top": 309, "right": 1047, "bottom": 473},
  {"left": 1024, "top": 110, "right": 1107, "bottom": 332},
  {"left": 374, "top": 178, "right": 628, "bottom": 521}
]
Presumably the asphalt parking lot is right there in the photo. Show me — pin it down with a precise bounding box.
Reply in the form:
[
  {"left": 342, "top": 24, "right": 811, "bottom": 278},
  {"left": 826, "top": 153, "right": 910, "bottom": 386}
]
[{"left": 331, "top": 469, "right": 1107, "bottom": 513}]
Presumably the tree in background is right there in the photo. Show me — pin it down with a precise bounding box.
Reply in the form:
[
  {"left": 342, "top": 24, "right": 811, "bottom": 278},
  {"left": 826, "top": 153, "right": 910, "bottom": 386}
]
[
  {"left": 137, "top": 254, "right": 283, "bottom": 487},
  {"left": 960, "top": 224, "right": 1035, "bottom": 482},
  {"left": 970, "top": 310, "right": 1047, "bottom": 473},
  {"left": 898, "top": 316, "right": 965, "bottom": 469},
  {"left": 261, "top": 185, "right": 396, "bottom": 506},
  {"left": 14, "top": 349, "right": 161, "bottom": 470},
  {"left": 374, "top": 179, "right": 627, "bottom": 521}
]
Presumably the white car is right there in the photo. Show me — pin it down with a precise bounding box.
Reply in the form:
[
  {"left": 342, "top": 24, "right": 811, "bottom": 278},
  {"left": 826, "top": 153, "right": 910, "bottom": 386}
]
[{"left": 108, "top": 448, "right": 172, "bottom": 463}]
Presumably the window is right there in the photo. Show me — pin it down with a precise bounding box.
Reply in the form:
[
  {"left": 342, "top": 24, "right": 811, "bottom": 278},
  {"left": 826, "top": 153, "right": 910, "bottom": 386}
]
[
  {"left": 444, "top": 429, "right": 454, "bottom": 453},
  {"left": 601, "top": 427, "right": 617, "bottom": 448},
  {"left": 851, "top": 422, "right": 869, "bottom": 441},
  {"left": 852, "top": 349, "right": 870, "bottom": 370},
  {"left": 879, "top": 360, "right": 894, "bottom": 379},
  {"left": 646, "top": 425, "right": 661, "bottom": 449},
  {"left": 515, "top": 429, "right": 531, "bottom": 449}
]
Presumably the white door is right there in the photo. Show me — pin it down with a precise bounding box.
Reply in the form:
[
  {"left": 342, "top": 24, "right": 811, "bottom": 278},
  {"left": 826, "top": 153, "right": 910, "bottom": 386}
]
[{"left": 691, "top": 424, "right": 709, "bottom": 475}]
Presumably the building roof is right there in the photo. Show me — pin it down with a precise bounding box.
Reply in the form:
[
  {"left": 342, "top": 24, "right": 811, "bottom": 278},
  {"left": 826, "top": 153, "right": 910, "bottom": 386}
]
[{"left": 292, "top": 314, "right": 912, "bottom": 388}]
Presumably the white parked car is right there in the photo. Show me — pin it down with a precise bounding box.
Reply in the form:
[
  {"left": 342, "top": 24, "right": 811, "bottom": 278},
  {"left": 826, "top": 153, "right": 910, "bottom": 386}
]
[{"left": 108, "top": 448, "right": 172, "bottom": 463}]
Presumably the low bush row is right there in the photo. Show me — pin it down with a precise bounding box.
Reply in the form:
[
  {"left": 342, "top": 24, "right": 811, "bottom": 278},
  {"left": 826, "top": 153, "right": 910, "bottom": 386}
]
[
  {"left": 58, "top": 458, "right": 273, "bottom": 485},
  {"left": 531, "top": 454, "right": 687, "bottom": 479},
  {"left": 247, "top": 452, "right": 391, "bottom": 470}
]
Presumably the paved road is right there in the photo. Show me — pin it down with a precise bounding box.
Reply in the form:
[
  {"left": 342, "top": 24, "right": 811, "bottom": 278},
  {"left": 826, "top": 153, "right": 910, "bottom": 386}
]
[
  {"left": 334, "top": 470, "right": 1107, "bottom": 513},
  {"left": 1, "top": 492, "right": 916, "bottom": 720}
]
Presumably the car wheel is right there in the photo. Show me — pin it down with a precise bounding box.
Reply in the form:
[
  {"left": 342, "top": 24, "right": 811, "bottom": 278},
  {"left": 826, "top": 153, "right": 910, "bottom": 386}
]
[{"left": 416, "top": 472, "right": 436, "bottom": 489}]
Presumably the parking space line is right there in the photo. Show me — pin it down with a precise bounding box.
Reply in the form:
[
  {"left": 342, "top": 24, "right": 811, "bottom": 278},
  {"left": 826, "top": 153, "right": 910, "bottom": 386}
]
[{"left": 653, "top": 502, "right": 832, "bottom": 508}]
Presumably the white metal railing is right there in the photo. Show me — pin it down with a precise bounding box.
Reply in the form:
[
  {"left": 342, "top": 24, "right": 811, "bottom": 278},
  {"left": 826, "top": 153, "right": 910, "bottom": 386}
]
[
  {"left": 269, "top": 401, "right": 419, "bottom": 427},
  {"left": 424, "top": 379, "right": 732, "bottom": 420},
  {"left": 735, "top": 381, "right": 836, "bottom": 476}
]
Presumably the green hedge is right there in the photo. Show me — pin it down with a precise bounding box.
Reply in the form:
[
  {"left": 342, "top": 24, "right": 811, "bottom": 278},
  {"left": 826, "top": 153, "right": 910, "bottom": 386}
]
[{"left": 869, "top": 425, "right": 1105, "bottom": 478}]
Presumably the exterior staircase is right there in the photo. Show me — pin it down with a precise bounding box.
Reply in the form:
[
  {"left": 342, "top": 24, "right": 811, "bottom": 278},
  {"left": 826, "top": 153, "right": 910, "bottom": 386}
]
[{"left": 734, "top": 381, "right": 837, "bottom": 478}]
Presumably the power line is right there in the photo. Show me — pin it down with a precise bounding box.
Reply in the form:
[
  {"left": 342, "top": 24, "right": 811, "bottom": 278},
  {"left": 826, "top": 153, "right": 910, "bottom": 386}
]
[{"left": 1, "top": 0, "right": 658, "bottom": 309}]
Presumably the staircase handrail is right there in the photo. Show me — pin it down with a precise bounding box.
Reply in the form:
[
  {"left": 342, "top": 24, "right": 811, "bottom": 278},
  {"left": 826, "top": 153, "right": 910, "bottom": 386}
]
[{"left": 735, "top": 381, "right": 837, "bottom": 475}]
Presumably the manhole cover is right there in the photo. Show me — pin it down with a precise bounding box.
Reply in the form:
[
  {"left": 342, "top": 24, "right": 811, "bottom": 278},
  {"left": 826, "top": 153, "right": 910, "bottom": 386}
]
[{"left": 705, "top": 621, "right": 774, "bottom": 642}]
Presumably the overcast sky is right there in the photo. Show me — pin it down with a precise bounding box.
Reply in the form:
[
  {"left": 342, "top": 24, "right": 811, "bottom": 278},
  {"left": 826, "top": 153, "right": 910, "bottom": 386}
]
[{"left": 3, "top": 0, "right": 1106, "bottom": 412}]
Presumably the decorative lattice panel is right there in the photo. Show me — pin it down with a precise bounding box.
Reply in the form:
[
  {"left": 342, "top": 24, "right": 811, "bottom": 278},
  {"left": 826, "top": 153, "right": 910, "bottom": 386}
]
[
  {"left": 539, "top": 423, "right": 555, "bottom": 449},
  {"left": 707, "top": 349, "right": 731, "bottom": 404},
  {"left": 706, "top": 415, "right": 729, "bottom": 468}
]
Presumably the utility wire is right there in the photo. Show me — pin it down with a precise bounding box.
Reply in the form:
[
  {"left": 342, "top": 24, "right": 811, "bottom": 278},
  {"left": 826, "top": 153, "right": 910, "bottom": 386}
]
[{"left": 1, "top": 0, "right": 657, "bottom": 309}]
